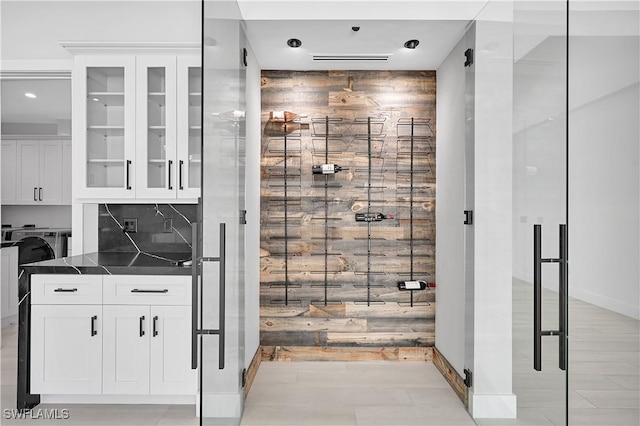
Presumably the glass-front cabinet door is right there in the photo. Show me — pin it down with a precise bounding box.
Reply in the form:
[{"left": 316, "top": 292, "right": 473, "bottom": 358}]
[
  {"left": 177, "top": 56, "right": 202, "bottom": 199},
  {"left": 75, "top": 56, "right": 136, "bottom": 199},
  {"left": 135, "top": 56, "right": 178, "bottom": 198}
]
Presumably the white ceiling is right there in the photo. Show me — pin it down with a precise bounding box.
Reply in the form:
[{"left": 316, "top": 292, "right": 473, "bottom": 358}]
[{"left": 244, "top": 20, "right": 470, "bottom": 70}]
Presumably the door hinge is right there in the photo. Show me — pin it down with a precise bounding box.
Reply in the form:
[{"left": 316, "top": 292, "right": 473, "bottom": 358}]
[
  {"left": 464, "top": 210, "right": 473, "bottom": 225},
  {"left": 240, "top": 209, "right": 247, "bottom": 225},
  {"left": 463, "top": 368, "right": 473, "bottom": 388},
  {"left": 464, "top": 48, "right": 474, "bottom": 67}
]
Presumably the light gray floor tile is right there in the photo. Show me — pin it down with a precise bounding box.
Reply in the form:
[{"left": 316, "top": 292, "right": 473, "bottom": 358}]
[
  {"left": 575, "top": 390, "right": 640, "bottom": 409},
  {"left": 241, "top": 404, "right": 356, "bottom": 426},
  {"left": 354, "top": 405, "right": 476, "bottom": 426},
  {"left": 606, "top": 374, "right": 640, "bottom": 391}
]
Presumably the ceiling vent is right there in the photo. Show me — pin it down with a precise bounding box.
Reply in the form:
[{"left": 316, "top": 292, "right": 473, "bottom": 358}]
[{"left": 311, "top": 54, "right": 392, "bottom": 62}]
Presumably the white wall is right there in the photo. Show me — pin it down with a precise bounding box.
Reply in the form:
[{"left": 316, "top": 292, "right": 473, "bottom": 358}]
[
  {"left": 244, "top": 37, "right": 261, "bottom": 368},
  {"left": 568, "top": 36, "right": 640, "bottom": 319},
  {"left": 435, "top": 34, "right": 467, "bottom": 376}
]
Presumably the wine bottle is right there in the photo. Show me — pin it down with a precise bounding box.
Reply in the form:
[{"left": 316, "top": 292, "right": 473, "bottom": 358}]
[
  {"left": 211, "top": 110, "right": 245, "bottom": 120},
  {"left": 269, "top": 111, "right": 306, "bottom": 122},
  {"left": 312, "top": 164, "right": 349, "bottom": 175},
  {"left": 398, "top": 280, "right": 428, "bottom": 290},
  {"left": 355, "top": 212, "right": 394, "bottom": 222}
]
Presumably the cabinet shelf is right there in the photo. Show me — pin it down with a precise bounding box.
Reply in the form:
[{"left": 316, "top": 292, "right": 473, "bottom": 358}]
[
  {"left": 148, "top": 126, "right": 166, "bottom": 136},
  {"left": 148, "top": 92, "right": 166, "bottom": 105},
  {"left": 88, "top": 92, "right": 125, "bottom": 107},
  {"left": 88, "top": 126, "right": 125, "bottom": 137},
  {"left": 87, "top": 159, "right": 124, "bottom": 164}
]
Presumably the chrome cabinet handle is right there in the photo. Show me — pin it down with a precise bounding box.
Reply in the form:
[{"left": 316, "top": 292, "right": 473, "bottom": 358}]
[
  {"left": 131, "top": 289, "right": 168, "bottom": 293},
  {"left": 54, "top": 288, "right": 77, "bottom": 293},
  {"left": 33, "top": 187, "right": 37, "bottom": 202}
]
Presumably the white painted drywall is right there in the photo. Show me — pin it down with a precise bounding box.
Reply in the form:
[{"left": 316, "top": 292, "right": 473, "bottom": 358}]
[
  {"left": 435, "top": 34, "right": 467, "bottom": 376},
  {"left": 1, "top": 206, "right": 72, "bottom": 229},
  {"left": 568, "top": 35, "right": 640, "bottom": 319}
]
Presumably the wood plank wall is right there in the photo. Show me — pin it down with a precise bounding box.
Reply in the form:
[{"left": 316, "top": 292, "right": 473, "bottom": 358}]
[{"left": 260, "top": 70, "right": 436, "bottom": 348}]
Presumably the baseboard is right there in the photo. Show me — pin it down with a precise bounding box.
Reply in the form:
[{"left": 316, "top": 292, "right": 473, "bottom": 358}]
[
  {"left": 261, "top": 346, "right": 433, "bottom": 362},
  {"left": 432, "top": 347, "right": 468, "bottom": 407},
  {"left": 243, "top": 346, "right": 262, "bottom": 399},
  {"left": 40, "top": 394, "right": 196, "bottom": 405}
]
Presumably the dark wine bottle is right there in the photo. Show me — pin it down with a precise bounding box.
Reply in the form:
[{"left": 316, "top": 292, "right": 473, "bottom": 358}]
[
  {"left": 355, "top": 212, "right": 394, "bottom": 222},
  {"left": 312, "top": 164, "right": 348, "bottom": 175},
  {"left": 398, "top": 280, "right": 428, "bottom": 290}
]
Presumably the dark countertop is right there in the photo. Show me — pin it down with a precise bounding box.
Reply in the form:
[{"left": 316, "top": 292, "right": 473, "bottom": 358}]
[{"left": 21, "top": 251, "right": 193, "bottom": 275}]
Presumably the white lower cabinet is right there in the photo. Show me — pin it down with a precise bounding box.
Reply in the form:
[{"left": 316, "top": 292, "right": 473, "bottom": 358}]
[
  {"left": 102, "top": 305, "right": 194, "bottom": 395},
  {"left": 30, "top": 274, "right": 195, "bottom": 400},
  {"left": 30, "top": 304, "right": 102, "bottom": 394}
]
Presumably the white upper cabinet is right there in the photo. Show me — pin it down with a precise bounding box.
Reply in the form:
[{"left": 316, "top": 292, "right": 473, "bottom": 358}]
[{"left": 74, "top": 54, "right": 200, "bottom": 201}]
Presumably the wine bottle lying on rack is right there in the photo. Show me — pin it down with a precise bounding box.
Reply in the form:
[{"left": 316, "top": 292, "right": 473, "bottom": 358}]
[
  {"left": 269, "top": 111, "right": 307, "bottom": 122},
  {"left": 398, "top": 280, "right": 428, "bottom": 290},
  {"left": 312, "top": 164, "right": 349, "bottom": 174},
  {"left": 355, "top": 212, "right": 394, "bottom": 222}
]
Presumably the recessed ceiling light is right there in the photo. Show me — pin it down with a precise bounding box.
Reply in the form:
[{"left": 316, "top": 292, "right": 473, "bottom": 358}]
[
  {"left": 404, "top": 39, "right": 420, "bottom": 49},
  {"left": 24, "top": 92, "right": 37, "bottom": 99},
  {"left": 287, "top": 38, "right": 302, "bottom": 48},
  {"left": 92, "top": 98, "right": 100, "bottom": 102}
]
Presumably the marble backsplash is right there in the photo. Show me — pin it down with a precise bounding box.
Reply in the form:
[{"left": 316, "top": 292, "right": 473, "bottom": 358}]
[{"left": 99, "top": 204, "right": 197, "bottom": 253}]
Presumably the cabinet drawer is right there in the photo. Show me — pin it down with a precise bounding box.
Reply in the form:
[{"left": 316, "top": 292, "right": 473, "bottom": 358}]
[
  {"left": 31, "top": 275, "right": 102, "bottom": 305},
  {"left": 103, "top": 275, "right": 190, "bottom": 305}
]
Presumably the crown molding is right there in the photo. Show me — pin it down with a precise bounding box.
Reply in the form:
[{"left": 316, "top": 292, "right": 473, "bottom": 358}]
[
  {"left": 1, "top": 60, "right": 73, "bottom": 79},
  {"left": 59, "top": 41, "right": 200, "bottom": 56}
]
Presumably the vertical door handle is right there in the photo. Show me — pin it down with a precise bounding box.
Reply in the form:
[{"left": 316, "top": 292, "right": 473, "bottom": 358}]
[
  {"left": 179, "top": 160, "right": 184, "bottom": 190},
  {"left": 33, "top": 187, "right": 38, "bottom": 201},
  {"left": 153, "top": 315, "right": 158, "bottom": 337},
  {"left": 191, "top": 222, "right": 198, "bottom": 369},
  {"left": 533, "top": 224, "right": 568, "bottom": 372},
  {"left": 168, "top": 160, "right": 173, "bottom": 190},
  {"left": 126, "top": 160, "right": 132, "bottom": 190},
  {"left": 91, "top": 315, "right": 98, "bottom": 336},
  {"left": 39, "top": 187, "right": 43, "bottom": 201},
  {"left": 139, "top": 315, "right": 145, "bottom": 337},
  {"left": 218, "top": 222, "right": 226, "bottom": 370}
]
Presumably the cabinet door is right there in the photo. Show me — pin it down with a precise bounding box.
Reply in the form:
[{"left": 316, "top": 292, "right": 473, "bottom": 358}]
[
  {"left": 39, "top": 140, "right": 64, "bottom": 204},
  {"left": 74, "top": 56, "right": 136, "bottom": 199},
  {"left": 177, "top": 56, "right": 201, "bottom": 200},
  {"left": 30, "top": 305, "right": 102, "bottom": 394},
  {"left": 1, "top": 140, "right": 17, "bottom": 204},
  {"left": 102, "top": 305, "right": 150, "bottom": 394},
  {"left": 16, "top": 140, "right": 40, "bottom": 204},
  {"left": 149, "top": 305, "right": 196, "bottom": 395},
  {"left": 136, "top": 56, "right": 178, "bottom": 199},
  {"left": 62, "top": 139, "right": 72, "bottom": 205}
]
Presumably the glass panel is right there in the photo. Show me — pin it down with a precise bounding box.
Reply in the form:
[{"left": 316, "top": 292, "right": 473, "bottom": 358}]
[
  {"left": 568, "top": 2, "right": 639, "bottom": 425},
  {"left": 512, "top": 0, "right": 568, "bottom": 424},
  {"left": 189, "top": 67, "right": 202, "bottom": 188},
  {"left": 200, "top": 0, "right": 246, "bottom": 424},
  {"left": 86, "top": 67, "right": 125, "bottom": 188},
  {"left": 147, "top": 67, "right": 167, "bottom": 188}
]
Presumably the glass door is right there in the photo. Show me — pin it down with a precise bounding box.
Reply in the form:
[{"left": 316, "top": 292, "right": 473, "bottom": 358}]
[
  {"left": 193, "top": 0, "right": 246, "bottom": 424},
  {"left": 512, "top": 0, "right": 569, "bottom": 424}
]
